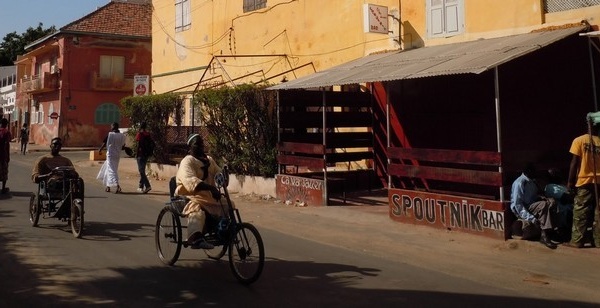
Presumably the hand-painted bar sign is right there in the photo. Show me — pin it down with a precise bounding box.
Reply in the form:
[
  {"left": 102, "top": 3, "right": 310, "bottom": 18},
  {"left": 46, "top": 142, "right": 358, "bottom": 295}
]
[{"left": 389, "top": 188, "right": 506, "bottom": 239}]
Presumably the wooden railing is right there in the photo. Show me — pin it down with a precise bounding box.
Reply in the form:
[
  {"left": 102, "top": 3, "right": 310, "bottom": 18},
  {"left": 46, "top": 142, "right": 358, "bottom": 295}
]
[{"left": 387, "top": 147, "right": 503, "bottom": 200}]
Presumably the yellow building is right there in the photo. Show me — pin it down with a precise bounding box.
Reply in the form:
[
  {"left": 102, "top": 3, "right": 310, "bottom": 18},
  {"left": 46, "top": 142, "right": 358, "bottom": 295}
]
[
  {"left": 152, "top": 1, "right": 600, "bottom": 124},
  {"left": 151, "top": 0, "right": 401, "bottom": 124},
  {"left": 402, "top": 0, "right": 600, "bottom": 47}
]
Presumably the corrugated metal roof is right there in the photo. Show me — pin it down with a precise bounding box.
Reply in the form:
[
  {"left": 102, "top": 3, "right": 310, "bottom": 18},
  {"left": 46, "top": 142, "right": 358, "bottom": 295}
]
[{"left": 269, "top": 26, "right": 585, "bottom": 90}]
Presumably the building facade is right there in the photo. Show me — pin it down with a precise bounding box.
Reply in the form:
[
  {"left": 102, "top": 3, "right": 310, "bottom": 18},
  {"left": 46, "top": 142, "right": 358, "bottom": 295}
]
[
  {"left": 151, "top": 0, "right": 402, "bottom": 124},
  {"left": 266, "top": 1, "right": 600, "bottom": 237},
  {"left": 16, "top": 0, "right": 152, "bottom": 146},
  {"left": 0, "top": 65, "right": 17, "bottom": 137}
]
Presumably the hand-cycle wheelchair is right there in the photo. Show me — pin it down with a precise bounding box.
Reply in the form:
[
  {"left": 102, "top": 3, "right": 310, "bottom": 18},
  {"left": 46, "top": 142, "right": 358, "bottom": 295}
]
[
  {"left": 155, "top": 166, "right": 265, "bottom": 285},
  {"left": 29, "top": 166, "right": 85, "bottom": 238}
]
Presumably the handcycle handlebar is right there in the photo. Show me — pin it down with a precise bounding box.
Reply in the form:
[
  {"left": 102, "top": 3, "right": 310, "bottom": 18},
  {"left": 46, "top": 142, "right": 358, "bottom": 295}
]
[
  {"left": 37, "top": 166, "right": 80, "bottom": 184},
  {"left": 214, "top": 165, "right": 229, "bottom": 189},
  {"left": 50, "top": 166, "right": 79, "bottom": 178}
]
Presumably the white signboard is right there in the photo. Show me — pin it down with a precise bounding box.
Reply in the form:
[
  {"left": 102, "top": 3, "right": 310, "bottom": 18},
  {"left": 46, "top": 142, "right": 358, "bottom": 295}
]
[
  {"left": 363, "top": 4, "right": 389, "bottom": 34},
  {"left": 133, "top": 75, "right": 150, "bottom": 96}
]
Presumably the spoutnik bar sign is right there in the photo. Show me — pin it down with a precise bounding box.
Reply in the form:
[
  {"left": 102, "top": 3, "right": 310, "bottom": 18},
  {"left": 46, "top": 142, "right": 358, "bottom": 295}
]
[{"left": 389, "top": 189, "right": 506, "bottom": 239}]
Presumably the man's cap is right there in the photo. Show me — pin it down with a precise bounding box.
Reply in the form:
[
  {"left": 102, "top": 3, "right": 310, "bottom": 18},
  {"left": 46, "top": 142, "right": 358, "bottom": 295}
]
[{"left": 51, "top": 137, "right": 62, "bottom": 145}]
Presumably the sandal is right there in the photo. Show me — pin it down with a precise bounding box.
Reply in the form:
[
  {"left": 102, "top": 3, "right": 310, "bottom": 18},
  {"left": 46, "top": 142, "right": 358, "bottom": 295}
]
[
  {"left": 105, "top": 187, "right": 110, "bottom": 192},
  {"left": 115, "top": 186, "right": 122, "bottom": 194}
]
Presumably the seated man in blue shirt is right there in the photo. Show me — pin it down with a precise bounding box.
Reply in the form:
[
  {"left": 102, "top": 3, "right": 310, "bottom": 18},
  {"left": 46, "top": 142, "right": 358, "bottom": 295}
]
[{"left": 510, "top": 163, "right": 557, "bottom": 249}]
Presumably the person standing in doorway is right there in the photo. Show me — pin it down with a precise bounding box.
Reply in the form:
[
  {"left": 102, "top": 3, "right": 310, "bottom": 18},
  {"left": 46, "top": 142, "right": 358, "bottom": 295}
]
[
  {"left": 20, "top": 123, "right": 29, "bottom": 155},
  {"left": 135, "top": 122, "right": 153, "bottom": 193},
  {"left": 0, "top": 118, "right": 12, "bottom": 194},
  {"left": 97, "top": 122, "right": 126, "bottom": 193}
]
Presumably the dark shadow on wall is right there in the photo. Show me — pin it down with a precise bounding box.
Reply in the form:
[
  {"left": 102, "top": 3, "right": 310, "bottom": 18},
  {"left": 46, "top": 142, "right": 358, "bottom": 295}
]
[{"left": 401, "top": 21, "right": 424, "bottom": 49}]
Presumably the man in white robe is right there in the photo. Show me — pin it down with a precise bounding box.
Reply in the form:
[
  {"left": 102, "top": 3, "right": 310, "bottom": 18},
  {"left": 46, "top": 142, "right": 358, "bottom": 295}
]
[
  {"left": 175, "top": 134, "right": 230, "bottom": 249},
  {"left": 97, "top": 122, "right": 126, "bottom": 193}
]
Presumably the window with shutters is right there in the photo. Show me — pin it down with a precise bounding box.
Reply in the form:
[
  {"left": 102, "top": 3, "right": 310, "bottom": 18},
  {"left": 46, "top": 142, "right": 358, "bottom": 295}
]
[
  {"left": 175, "top": 0, "right": 191, "bottom": 32},
  {"left": 243, "top": 0, "right": 267, "bottom": 13},
  {"left": 95, "top": 103, "right": 121, "bottom": 124},
  {"left": 48, "top": 104, "right": 54, "bottom": 125},
  {"left": 427, "top": 0, "right": 464, "bottom": 38},
  {"left": 99, "top": 56, "right": 125, "bottom": 80}
]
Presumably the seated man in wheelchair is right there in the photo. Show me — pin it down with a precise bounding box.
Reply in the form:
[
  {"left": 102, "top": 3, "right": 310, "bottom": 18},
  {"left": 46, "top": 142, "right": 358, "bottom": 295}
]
[
  {"left": 174, "top": 134, "right": 232, "bottom": 249},
  {"left": 31, "top": 137, "right": 82, "bottom": 199}
]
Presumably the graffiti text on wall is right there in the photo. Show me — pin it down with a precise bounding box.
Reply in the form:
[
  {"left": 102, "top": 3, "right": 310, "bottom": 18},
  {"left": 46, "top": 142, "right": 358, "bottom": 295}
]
[{"left": 278, "top": 175, "right": 324, "bottom": 205}]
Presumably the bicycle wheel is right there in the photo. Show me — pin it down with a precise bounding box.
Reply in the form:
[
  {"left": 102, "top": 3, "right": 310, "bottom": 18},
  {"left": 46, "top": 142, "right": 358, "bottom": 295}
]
[
  {"left": 228, "top": 223, "right": 265, "bottom": 285},
  {"left": 70, "top": 198, "right": 84, "bottom": 238},
  {"left": 205, "top": 244, "right": 227, "bottom": 260},
  {"left": 155, "top": 206, "right": 182, "bottom": 266},
  {"left": 29, "top": 194, "right": 41, "bottom": 227}
]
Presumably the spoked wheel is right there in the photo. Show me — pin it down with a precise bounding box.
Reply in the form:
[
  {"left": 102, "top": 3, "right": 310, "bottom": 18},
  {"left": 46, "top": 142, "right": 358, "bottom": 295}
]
[
  {"left": 155, "top": 206, "right": 182, "bottom": 266},
  {"left": 228, "top": 223, "right": 265, "bottom": 285},
  {"left": 205, "top": 243, "right": 227, "bottom": 260},
  {"left": 29, "top": 194, "right": 41, "bottom": 227},
  {"left": 70, "top": 198, "right": 84, "bottom": 238}
]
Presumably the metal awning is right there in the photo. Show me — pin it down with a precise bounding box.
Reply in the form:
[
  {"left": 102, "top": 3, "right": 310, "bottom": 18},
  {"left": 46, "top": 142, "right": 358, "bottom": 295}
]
[{"left": 269, "top": 26, "right": 586, "bottom": 90}]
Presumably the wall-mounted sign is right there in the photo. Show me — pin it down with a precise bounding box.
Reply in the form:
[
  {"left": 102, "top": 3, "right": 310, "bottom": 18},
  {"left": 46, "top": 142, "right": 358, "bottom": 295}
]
[
  {"left": 363, "top": 4, "right": 389, "bottom": 34},
  {"left": 49, "top": 112, "right": 59, "bottom": 119},
  {"left": 134, "top": 75, "right": 150, "bottom": 96}
]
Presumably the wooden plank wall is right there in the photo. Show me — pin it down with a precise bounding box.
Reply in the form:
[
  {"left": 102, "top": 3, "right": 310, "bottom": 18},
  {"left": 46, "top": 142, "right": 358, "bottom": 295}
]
[{"left": 277, "top": 90, "right": 374, "bottom": 171}]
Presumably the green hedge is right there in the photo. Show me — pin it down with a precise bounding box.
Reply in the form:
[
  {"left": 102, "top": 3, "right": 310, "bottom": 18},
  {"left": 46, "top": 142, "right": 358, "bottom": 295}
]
[
  {"left": 195, "top": 84, "right": 278, "bottom": 177},
  {"left": 120, "top": 85, "right": 278, "bottom": 178},
  {"left": 121, "top": 92, "right": 184, "bottom": 164}
]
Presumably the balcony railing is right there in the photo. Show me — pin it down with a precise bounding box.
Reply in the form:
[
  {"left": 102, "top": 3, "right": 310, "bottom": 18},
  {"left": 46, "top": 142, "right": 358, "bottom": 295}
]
[
  {"left": 90, "top": 72, "right": 134, "bottom": 92},
  {"left": 20, "top": 72, "right": 59, "bottom": 94}
]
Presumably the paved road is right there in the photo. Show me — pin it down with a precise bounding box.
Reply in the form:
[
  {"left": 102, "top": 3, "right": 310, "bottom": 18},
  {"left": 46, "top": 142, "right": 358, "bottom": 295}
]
[{"left": 1, "top": 148, "right": 599, "bottom": 307}]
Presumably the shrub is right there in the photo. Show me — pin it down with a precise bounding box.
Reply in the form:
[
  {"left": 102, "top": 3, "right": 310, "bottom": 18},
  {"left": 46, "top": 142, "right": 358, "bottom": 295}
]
[
  {"left": 195, "top": 84, "right": 277, "bottom": 177},
  {"left": 121, "top": 93, "right": 184, "bottom": 164}
]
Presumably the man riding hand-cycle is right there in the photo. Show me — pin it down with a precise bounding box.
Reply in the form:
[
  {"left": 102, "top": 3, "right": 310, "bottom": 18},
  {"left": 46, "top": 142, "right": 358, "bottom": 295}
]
[
  {"left": 32, "top": 137, "right": 82, "bottom": 194},
  {"left": 174, "top": 134, "right": 232, "bottom": 250}
]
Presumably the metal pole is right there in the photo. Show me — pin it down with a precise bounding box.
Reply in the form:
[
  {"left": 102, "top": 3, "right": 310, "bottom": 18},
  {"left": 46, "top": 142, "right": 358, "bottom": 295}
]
[
  {"left": 322, "top": 89, "right": 327, "bottom": 205},
  {"left": 385, "top": 82, "right": 391, "bottom": 189},
  {"left": 587, "top": 117, "right": 599, "bottom": 223},
  {"left": 494, "top": 67, "right": 504, "bottom": 201},
  {"left": 588, "top": 38, "right": 598, "bottom": 111},
  {"left": 277, "top": 90, "right": 281, "bottom": 174}
]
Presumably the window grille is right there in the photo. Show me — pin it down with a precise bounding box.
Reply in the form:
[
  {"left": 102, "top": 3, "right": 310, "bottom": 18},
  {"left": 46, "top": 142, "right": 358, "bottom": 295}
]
[
  {"left": 544, "top": 0, "right": 600, "bottom": 13},
  {"left": 243, "top": 0, "right": 267, "bottom": 13}
]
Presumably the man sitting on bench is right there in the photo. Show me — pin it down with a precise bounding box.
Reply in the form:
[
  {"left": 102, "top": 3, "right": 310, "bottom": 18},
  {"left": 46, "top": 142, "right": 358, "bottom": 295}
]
[{"left": 510, "top": 162, "right": 557, "bottom": 249}]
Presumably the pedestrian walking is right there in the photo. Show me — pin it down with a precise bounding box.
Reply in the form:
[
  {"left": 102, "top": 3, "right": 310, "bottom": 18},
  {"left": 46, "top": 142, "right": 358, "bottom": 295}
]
[
  {"left": 97, "top": 122, "right": 126, "bottom": 193},
  {"left": 20, "top": 123, "right": 29, "bottom": 155},
  {"left": 0, "top": 118, "right": 12, "bottom": 194},
  {"left": 135, "top": 121, "right": 154, "bottom": 193}
]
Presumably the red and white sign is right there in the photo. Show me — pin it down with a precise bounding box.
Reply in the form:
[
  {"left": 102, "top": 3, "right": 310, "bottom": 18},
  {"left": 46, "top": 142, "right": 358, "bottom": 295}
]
[
  {"left": 133, "top": 75, "right": 150, "bottom": 96},
  {"left": 49, "top": 112, "right": 59, "bottom": 119}
]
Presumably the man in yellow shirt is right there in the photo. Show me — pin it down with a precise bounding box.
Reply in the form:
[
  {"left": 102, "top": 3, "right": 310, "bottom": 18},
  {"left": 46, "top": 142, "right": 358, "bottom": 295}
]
[{"left": 567, "top": 123, "right": 600, "bottom": 248}]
